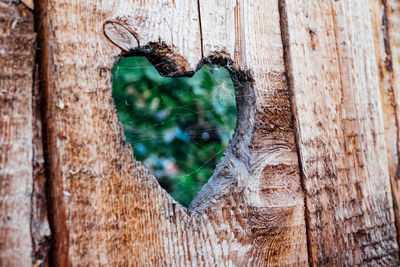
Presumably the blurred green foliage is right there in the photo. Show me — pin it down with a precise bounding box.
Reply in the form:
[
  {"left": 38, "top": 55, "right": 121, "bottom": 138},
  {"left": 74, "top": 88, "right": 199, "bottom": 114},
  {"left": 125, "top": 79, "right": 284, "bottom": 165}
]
[{"left": 112, "top": 56, "right": 236, "bottom": 207}]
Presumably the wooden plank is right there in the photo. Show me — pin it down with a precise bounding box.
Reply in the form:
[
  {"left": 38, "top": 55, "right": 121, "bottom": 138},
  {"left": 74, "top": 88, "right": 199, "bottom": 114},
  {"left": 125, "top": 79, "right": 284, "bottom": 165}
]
[
  {"left": 197, "top": 0, "right": 309, "bottom": 265},
  {"left": 281, "top": 0, "right": 399, "bottom": 265},
  {"left": 36, "top": 1, "right": 204, "bottom": 265},
  {"left": 0, "top": 1, "right": 36, "bottom": 265},
  {"left": 369, "top": 0, "right": 400, "bottom": 248}
]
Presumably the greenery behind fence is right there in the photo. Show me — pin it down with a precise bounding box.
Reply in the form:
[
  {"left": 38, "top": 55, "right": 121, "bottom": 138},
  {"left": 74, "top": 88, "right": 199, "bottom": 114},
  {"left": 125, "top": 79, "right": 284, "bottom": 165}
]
[{"left": 113, "top": 57, "right": 236, "bottom": 206}]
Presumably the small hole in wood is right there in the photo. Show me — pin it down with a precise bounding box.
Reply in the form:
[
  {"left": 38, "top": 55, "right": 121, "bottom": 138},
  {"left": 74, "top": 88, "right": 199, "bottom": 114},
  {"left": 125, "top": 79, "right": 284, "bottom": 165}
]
[{"left": 112, "top": 56, "right": 237, "bottom": 207}]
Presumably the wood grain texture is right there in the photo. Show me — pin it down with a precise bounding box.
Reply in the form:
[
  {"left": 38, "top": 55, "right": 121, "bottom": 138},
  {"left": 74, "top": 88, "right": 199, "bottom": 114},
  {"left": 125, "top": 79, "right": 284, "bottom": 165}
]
[
  {"left": 386, "top": 1, "right": 400, "bottom": 103},
  {"left": 198, "top": 0, "right": 309, "bottom": 265},
  {"left": 387, "top": 1, "right": 400, "bottom": 237},
  {"left": 36, "top": 0, "right": 310, "bottom": 265},
  {"left": 369, "top": 0, "right": 400, "bottom": 248},
  {"left": 0, "top": 0, "right": 35, "bottom": 265},
  {"left": 281, "top": 0, "right": 399, "bottom": 265},
  {"left": 31, "top": 0, "right": 400, "bottom": 265}
]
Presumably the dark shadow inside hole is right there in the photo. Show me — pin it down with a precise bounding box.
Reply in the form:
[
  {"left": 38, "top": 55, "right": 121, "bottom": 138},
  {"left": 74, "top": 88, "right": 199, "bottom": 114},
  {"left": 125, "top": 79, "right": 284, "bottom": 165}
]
[{"left": 113, "top": 56, "right": 237, "bottom": 207}]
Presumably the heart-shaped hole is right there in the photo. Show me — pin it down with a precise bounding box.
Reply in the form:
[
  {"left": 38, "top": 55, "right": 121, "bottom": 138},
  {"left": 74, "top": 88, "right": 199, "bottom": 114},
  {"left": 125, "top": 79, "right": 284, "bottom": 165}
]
[{"left": 113, "top": 56, "right": 237, "bottom": 206}]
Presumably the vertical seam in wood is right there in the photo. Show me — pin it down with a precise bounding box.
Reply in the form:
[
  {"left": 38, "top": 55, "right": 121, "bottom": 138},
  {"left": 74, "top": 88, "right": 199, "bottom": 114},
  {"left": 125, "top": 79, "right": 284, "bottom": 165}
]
[
  {"left": 381, "top": 0, "right": 400, "bottom": 255},
  {"left": 278, "top": 0, "right": 313, "bottom": 266},
  {"left": 33, "top": 0, "right": 70, "bottom": 265},
  {"left": 33, "top": 0, "right": 53, "bottom": 261},
  {"left": 29, "top": 61, "right": 37, "bottom": 263},
  {"left": 197, "top": 0, "right": 204, "bottom": 58},
  {"left": 277, "top": 1, "right": 311, "bottom": 266},
  {"left": 381, "top": 0, "right": 400, "bottom": 181},
  {"left": 30, "top": 63, "right": 38, "bottom": 265}
]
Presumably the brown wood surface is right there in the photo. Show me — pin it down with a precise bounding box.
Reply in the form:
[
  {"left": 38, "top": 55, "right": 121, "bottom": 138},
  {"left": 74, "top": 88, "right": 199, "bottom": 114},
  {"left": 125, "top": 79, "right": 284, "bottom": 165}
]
[
  {"left": 370, "top": 0, "right": 400, "bottom": 250},
  {"left": 0, "top": 1, "right": 36, "bottom": 266},
  {"left": 281, "top": 0, "right": 399, "bottom": 265},
  {"left": 35, "top": 0, "right": 309, "bottom": 265},
  {"left": 1, "top": 0, "right": 400, "bottom": 266}
]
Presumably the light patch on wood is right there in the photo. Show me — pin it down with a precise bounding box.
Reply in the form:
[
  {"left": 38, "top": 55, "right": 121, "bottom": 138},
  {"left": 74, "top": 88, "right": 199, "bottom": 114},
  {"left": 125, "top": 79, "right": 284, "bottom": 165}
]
[{"left": 21, "top": 0, "right": 34, "bottom": 10}]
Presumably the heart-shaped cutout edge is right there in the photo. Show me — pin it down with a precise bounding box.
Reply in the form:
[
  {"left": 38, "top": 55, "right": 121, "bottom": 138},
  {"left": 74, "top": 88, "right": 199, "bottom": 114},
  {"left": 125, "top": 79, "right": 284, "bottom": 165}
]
[{"left": 104, "top": 19, "right": 256, "bottom": 211}]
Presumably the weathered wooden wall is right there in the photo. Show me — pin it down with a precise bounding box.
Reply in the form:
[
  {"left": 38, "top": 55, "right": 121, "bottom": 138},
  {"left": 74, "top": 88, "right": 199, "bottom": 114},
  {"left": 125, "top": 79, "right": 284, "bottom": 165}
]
[
  {"left": 36, "top": 0, "right": 309, "bottom": 265},
  {"left": 1, "top": 0, "right": 400, "bottom": 266}
]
